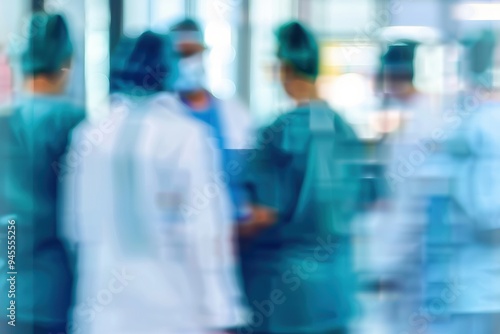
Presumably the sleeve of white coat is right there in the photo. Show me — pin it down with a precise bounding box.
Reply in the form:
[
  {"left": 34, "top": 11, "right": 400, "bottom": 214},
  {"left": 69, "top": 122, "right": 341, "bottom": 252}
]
[
  {"left": 220, "top": 99, "right": 255, "bottom": 149},
  {"left": 59, "top": 122, "right": 87, "bottom": 250},
  {"left": 176, "top": 125, "right": 247, "bottom": 329}
]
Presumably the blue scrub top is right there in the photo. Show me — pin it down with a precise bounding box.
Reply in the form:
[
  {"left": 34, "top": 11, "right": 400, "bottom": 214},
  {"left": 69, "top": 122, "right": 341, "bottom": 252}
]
[
  {"left": 0, "top": 95, "right": 84, "bottom": 326},
  {"left": 240, "top": 101, "right": 362, "bottom": 333},
  {"left": 181, "top": 94, "right": 250, "bottom": 222}
]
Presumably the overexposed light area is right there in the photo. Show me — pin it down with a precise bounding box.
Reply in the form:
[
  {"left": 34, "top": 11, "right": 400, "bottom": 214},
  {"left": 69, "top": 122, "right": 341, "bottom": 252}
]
[
  {"left": 327, "top": 73, "right": 371, "bottom": 109},
  {"left": 211, "top": 78, "right": 236, "bottom": 100},
  {"left": 310, "top": 0, "right": 374, "bottom": 34},
  {"left": 123, "top": 0, "right": 150, "bottom": 37},
  {"left": 151, "top": 0, "right": 184, "bottom": 32},
  {"left": 205, "top": 21, "right": 232, "bottom": 48},
  {"left": 414, "top": 45, "right": 445, "bottom": 93},
  {"left": 196, "top": 1, "right": 238, "bottom": 100},
  {"left": 380, "top": 26, "right": 441, "bottom": 43},
  {"left": 85, "top": 0, "right": 110, "bottom": 119},
  {"left": 454, "top": 3, "right": 500, "bottom": 21}
]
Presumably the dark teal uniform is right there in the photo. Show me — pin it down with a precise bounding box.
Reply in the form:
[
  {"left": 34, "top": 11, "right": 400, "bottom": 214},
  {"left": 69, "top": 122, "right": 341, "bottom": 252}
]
[
  {"left": 0, "top": 95, "right": 84, "bottom": 331},
  {"left": 240, "top": 101, "right": 362, "bottom": 334}
]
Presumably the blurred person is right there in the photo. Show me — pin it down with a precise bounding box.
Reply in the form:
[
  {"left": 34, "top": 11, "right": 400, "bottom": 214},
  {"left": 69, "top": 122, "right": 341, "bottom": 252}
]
[
  {"left": 169, "top": 18, "right": 254, "bottom": 225},
  {"left": 378, "top": 41, "right": 442, "bottom": 148},
  {"left": 0, "top": 13, "right": 85, "bottom": 334},
  {"left": 239, "top": 21, "right": 362, "bottom": 334},
  {"left": 367, "top": 41, "right": 426, "bottom": 285},
  {"left": 360, "top": 42, "right": 442, "bottom": 334},
  {"left": 66, "top": 32, "right": 247, "bottom": 334},
  {"left": 423, "top": 30, "right": 500, "bottom": 334}
]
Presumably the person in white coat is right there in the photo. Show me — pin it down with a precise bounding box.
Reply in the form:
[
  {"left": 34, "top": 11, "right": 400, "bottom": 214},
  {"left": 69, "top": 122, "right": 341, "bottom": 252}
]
[
  {"left": 64, "top": 32, "right": 247, "bottom": 334},
  {"left": 169, "top": 19, "right": 253, "bottom": 225}
]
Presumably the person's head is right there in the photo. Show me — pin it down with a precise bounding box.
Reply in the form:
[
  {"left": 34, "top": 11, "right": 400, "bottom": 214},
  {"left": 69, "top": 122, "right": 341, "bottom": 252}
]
[
  {"left": 169, "top": 18, "right": 207, "bottom": 94},
  {"left": 111, "top": 31, "right": 174, "bottom": 96},
  {"left": 380, "top": 41, "right": 418, "bottom": 100},
  {"left": 275, "top": 21, "right": 320, "bottom": 102},
  {"left": 169, "top": 18, "right": 205, "bottom": 58},
  {"left": 21, "top": 12, "right": 74, "bottom": 94}
]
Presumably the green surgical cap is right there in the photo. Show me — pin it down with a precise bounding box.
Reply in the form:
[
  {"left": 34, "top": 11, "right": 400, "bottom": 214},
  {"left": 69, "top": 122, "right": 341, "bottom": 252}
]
[
  {"left": 276, "top": 21, "right": 320, "bottom": 79},
  {"left": 21, "top": 13, "right": 73, "bottom": 75}
]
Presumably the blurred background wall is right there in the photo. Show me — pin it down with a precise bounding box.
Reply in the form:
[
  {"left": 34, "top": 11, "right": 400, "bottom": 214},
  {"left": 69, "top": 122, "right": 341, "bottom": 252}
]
[{"left": 1, "top": 0, "right": 500, "bottom": 132}]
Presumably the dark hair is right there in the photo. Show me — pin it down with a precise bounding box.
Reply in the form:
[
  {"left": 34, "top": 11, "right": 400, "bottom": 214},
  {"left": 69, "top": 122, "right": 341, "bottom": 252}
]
[
  {"left": 381, "top": 41, "right": 418, "bottom": 83},
  {"left": 276, "top": 21, "right": 320, "bottom": 80},
  {"left": 169, "top": 18, "right": 202, "bottom": 33},
  {"left": 111, "top": 31, "right": 176, "bottom": 95}
]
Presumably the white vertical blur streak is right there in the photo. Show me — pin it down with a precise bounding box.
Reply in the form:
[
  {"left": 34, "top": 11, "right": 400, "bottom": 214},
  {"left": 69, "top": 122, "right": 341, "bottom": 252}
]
[
  {"left": 206, "top": 21, "right": 236, "bottom": 99},
  {"left": 196, "top": 0, "right": 239, "bottom": 99},
  {"left": 150, "top": 0, "right": 184, "bottom": 32},
  {"left": 454, "top": 3, "right": 500, "bottom": 21},
  {"left": 0, "top": 0, "right": 28, "bottom": 101},
  {"left": 249, "top": 0, "right": 294, "bottom": 124},
  {"left": 85, "top": 0, "right": 110, "bottom": 120},
  {"left": 414, "top": 45, "right": 446, "bottom": 94},
  {"left": 0, "top": 0, "right": 28, "bottom": 49},
  {"left": 123, "top": 0, "right": 149, "bottom": 37}
]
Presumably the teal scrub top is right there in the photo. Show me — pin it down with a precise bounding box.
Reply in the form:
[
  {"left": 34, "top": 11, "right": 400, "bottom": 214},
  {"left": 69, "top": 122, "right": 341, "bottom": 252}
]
[
  {"left": 240, "top": 101, "right": 362, "bottom": 333},
  {"left": 0, "top": 95, "right": 84, "bottom": 327}
]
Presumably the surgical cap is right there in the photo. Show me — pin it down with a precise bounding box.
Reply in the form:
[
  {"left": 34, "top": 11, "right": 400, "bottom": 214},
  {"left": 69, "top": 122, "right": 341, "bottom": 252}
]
[
  {"left": 276, "top": 21, "right": 320, "bottom": 80},
  {"left": 111, "top": 31, "right": 176, "bottom": 95},
  {"left": 381, "top": 41, "right": 418, "bottom": 79},
  {"left": 21, "top": 13, "right": 74, "bottom": 76}
]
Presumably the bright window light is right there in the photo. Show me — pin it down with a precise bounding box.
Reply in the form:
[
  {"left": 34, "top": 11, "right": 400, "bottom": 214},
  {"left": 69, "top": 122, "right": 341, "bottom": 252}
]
[
  {"left": 380, "top": 26, "right": 441, "bottom": 43},
  {"left": 454, "top": 3, "right": 500, "bottom": 21}
]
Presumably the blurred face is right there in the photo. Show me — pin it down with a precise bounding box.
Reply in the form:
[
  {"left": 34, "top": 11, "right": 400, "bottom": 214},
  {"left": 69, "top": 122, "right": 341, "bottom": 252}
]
[
  {"left": 27, "top": 60, "right": 72, "bottom": 95},
  {"left": 174, "top": 42, "right": 207, "bottom": 93},
  {"left": 383, "top": 72, "right": 413, "bottom": 99},
  {"left": 53, "top": 60, "right": 72, "bottom": 93},
  {"left": 176, "top": 42, "right": 205, "bottom": 58},
  {"left": 278, "top": 61, "right": 317, "bottom": 102},
  {"left": 278, "top": 62, "right": 295, "bottom": 98}
]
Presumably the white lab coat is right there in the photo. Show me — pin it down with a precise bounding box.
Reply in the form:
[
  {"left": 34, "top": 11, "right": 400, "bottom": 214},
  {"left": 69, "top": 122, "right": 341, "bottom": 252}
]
[
  {"left": 64, "top": 93, "right": 247, "bottom": 334},
  {"left": 360, "top": 94, "right": 445, "bottom": 333},
  {"left": 369, "top": 94, "right": 444, "bottom": 276},
  {"left": 217, "top": 98, "right": 254, "bottom": 150}
]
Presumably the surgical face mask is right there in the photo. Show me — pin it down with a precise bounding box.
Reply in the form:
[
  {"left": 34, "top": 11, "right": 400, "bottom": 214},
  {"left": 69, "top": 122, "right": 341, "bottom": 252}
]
[{"left": 174, "top": 54, "right": 206, "bottom": 93}]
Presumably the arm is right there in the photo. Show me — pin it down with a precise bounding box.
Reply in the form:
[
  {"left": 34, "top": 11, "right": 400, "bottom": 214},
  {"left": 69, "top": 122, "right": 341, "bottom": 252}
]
[{"left": 236, "top": 120, "right": 284, "bottom": 238}]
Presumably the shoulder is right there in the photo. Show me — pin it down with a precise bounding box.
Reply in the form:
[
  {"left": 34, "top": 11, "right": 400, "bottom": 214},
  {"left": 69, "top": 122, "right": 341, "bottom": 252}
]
[
  {"left": 332, "top": 110, "right": 358, "bottom": 140},
  {"left": 144, "top": 93, "right": 211, "bottom": 142},
  {"left": 148, "top": 93, "right": 205, "bottom": 124},
  {"left": 46, "top": 97, "right": 86, "bottom": 131},
  {"left": 46, "top": 97, "right": 85, "bottom": 117}
]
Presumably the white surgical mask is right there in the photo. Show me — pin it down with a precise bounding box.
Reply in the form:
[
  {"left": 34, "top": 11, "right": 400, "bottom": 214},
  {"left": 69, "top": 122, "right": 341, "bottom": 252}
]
[{"left": 174, "top": 54, "right": 206, "bottom": 92}]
